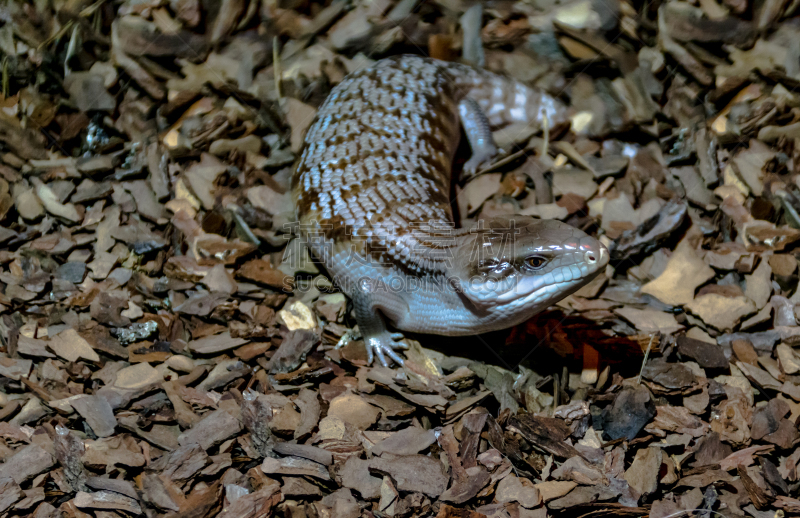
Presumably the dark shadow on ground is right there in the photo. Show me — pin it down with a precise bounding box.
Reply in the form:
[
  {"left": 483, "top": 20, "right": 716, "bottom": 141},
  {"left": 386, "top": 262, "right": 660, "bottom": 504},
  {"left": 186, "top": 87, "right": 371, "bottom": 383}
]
[{"left": 401, "top": 310, "right": 645, "bottom": 380}]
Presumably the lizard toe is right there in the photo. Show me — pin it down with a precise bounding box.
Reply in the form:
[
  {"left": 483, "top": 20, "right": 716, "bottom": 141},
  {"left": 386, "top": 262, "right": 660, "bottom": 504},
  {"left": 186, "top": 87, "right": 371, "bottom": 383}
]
[
  {"left": 463, "top": 155, "right": 488, "bottom": 177},
  {"left": 366, "top": 335, "right": 407, "bottom": 367},
  {"left": 389, "top": 332, "right": 407, "bottom": 343},
  {"left": 462, "top": 146, "right": 502, "bottom": 177}
]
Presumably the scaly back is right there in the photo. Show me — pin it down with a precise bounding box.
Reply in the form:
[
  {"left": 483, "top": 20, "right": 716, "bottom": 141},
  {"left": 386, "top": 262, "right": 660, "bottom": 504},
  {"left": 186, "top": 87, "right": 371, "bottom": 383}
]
[{"left": 292, "top": 55, "right": 565, "bottom": 277}]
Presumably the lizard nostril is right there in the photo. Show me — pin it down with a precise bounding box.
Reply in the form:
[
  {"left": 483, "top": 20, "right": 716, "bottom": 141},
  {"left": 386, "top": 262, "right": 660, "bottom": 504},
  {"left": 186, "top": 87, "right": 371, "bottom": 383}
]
[{"left": 586, "top": 252, "right": 597, "bottom": 263}]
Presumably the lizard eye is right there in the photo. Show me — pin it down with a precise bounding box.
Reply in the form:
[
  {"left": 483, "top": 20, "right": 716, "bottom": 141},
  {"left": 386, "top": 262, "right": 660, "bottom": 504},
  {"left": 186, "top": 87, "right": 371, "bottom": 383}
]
[{"left": 525, "top": 255, "right": 548, "bottom": 270}]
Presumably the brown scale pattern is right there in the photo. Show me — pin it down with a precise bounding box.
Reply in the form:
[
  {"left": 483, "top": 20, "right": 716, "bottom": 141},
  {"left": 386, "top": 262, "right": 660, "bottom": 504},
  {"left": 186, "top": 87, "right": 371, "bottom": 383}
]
[
  {"left": 293, "top": 56, "right": 464, "bottom": 275},
  {"left": 292, "top": 55, "right": 565, "bottom": 276}
]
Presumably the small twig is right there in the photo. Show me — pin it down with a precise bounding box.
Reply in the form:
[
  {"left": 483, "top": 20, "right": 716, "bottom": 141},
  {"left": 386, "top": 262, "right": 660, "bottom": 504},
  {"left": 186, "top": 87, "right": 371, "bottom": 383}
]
[
  {"left": 273, "top": 36, "right": 283, "bottom": 99},
  {"left": 92, "top": 5, "right": 102, "bottom": 32},
  {"left": 1, "top": 57, "right": 8, "bottom": 98},
  {"left": 78, "top": 0, "right": 108, "bottom": 17},
  {"left": 40, "top": 0, "right": 108, "bottom": 50},
  {"left": 40, "top": 21, "right": 73, "bottom": 49},
  {"left": 552, "top": 372, "right": 560, "bottom": 410},
  {"left": 469, "top": 148, "right": 528, "bottom": 179},
  {"left": 636, "top": 334, "right": 656, "bottom": 384},
  {"left": 659, "top": 510, "right": 728, "bottom": 518},
  {"left": 227, "top": 204, "right": 261, "bottom": 246},
  {"left": 64, "top": 25, "right": 79, "bottom": 77},
  {"left": 540, "top": 111, "right": 549, "bottom": 159},
  {"left": 526, "top": 155, "right": 552, "bottom": 205}
]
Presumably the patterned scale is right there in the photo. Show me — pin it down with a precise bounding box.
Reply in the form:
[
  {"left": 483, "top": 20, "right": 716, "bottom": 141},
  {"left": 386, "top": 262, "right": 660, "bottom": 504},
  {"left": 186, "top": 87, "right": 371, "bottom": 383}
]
[{"left": 293, "top": 55, "right": 564, "bottom": 279}]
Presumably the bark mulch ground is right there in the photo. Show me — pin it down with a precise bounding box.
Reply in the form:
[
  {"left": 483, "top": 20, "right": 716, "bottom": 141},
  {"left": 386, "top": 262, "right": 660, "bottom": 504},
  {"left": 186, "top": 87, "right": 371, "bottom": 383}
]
[{"left": 1, "top": 0, "right": 800, "bottom": 517}]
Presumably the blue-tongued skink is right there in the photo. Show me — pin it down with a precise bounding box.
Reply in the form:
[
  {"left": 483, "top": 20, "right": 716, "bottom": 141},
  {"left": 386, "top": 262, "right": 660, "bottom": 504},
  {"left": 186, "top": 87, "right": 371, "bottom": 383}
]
[{"left": 292, "top": 55, "right": 609, "bottom": 366}]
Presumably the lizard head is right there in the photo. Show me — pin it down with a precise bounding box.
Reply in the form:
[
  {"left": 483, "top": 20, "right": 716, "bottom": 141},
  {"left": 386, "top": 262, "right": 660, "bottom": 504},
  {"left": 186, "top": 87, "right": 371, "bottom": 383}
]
[{"left": 450, "top": 216, "right": 609, "bottom": 317}]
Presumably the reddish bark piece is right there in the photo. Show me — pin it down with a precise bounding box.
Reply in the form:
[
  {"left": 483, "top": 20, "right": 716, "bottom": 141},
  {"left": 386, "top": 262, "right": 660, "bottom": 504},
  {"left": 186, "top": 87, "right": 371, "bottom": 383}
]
[
  {"left": 599, "top": 385, "right": 656, "bottom": 441},
  {"left": 0, "top": 444, "right": 55, "bottom": 484},
  {"left": 676, "top": 334, "right": 729, "bottom": 369},
  {"left": 0, "top": 478, "right": 23, "bottom": 514},
  {"left": 217, "top": 480, "right": 281, "bottom": 518},
  {"left": 237, "top": 259, "right": 293, "bottom": 290},
  {"left": 369, "top": 453, "right": 448, "bottom": 497},
  {"left": 177, "top": 409, "right": 243, "bottom": 450},
  {"left": 692, "top": 432, "right": 733, "bottom": 467},
  {"left": 738, "top": 465, "right": 775, "bottom": 510},
  {"left": 261, "top": 456, "right": 331, "bottom": 480},
  {"left": 70, "top": 395, "right": 117, "bottom": 438},
  {"left": 340, "top": 456, "right": 382, "bottom": 500},
  {"left": 507, "top": 414, "right": 579, "bottom": 459},
  {"left": 436, "top": 505, "right": 486, "bottom": 518}
]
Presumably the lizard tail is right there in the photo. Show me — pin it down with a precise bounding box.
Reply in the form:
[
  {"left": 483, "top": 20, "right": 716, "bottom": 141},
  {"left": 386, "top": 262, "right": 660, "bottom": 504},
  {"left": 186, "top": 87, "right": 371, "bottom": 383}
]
[{"left": 444, "top": 62, "right": 569, "bottom": 131}]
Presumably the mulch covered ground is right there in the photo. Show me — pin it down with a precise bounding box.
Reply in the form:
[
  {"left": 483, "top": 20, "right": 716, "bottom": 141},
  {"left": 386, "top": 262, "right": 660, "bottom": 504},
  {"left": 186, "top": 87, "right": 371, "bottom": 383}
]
[{"left": 0, "top": 0, "right": 800, "bottom": 517}]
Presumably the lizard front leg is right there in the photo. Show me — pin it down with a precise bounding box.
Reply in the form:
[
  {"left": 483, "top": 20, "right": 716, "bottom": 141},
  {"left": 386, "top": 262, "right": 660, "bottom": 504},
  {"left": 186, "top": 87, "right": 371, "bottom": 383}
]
[{"left": 351, "top": 280, "right": 409, "bottom": 367}]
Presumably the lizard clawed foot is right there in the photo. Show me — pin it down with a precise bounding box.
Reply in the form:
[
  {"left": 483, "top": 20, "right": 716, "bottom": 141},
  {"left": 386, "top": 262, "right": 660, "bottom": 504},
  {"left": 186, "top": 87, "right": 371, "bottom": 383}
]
[
  {"left": 366, "top": 333, "right": 408, "bottom": 367},
  {"left": 462, "top": 148, "right": 500, "bottom": 178}
]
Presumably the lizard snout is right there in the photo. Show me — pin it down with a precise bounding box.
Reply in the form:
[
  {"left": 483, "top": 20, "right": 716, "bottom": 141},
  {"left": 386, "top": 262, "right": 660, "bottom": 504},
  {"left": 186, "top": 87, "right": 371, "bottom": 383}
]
[{"left": 584, "top": 242, "right": 609, "bottom": 269}]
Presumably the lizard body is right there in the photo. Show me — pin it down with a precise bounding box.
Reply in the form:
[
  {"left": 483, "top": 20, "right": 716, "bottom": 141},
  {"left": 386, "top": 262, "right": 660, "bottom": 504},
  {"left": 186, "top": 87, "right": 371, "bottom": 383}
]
[{"left": 292, "top": 55, "right": 609, "bottom": 365}]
